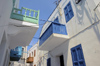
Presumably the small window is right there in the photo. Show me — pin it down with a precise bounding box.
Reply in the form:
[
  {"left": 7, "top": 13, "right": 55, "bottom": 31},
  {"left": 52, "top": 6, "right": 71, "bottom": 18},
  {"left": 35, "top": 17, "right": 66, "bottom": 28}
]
[
  {"left": 47, "top": 58, "right": 51, "bottom": 66},
  {"left": 34, "top": 50, "right": 36, "bottom": 57},
  {"left": 32, "top": 52, "right": 33, "bottom": 57},
  {"left": 54, "top": 17, "right": 59, "bottom": 23},
  {"left": 64, "top": 2, "right": 74, "bottom": 23},
  {"left": 71, "top": 44, "right": 86, "bottom": 66}
]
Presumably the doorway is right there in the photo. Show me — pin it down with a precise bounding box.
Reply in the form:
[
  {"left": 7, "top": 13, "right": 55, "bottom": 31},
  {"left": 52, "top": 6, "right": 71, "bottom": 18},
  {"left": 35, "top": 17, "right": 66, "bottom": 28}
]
[{"left": 59, "top": 55, "right": 64, "bottom": 66}]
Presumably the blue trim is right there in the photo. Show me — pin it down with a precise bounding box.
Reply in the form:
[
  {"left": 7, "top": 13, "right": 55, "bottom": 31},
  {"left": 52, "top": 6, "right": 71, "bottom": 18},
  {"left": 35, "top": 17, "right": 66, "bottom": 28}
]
[
  {"left": 64, "top": 1, "right": 74, "bottom": 23},
  {"left": 39, "top": 22, "right": 67, "bottom": 46},
  {"left": 71, "top": 44, "right": 86, "bottom": 66}
]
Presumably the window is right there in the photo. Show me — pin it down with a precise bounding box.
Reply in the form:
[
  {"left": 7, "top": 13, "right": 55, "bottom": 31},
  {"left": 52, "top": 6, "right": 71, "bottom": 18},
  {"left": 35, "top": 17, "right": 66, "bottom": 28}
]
[
  {"left": 34, "top": 50, "right": 36, "bottom": 57},
  {"left": 47, "top": 58, "right": 51, "bottom": 66},
  {"left": 32, "top": 52, "right": 33, "bottom": 57},
  {"left": 60, "top": 55, "right": 64, "bottom": 66},
  {"left": 64, "top": 2, "right": 74, "bottom": 23},
  {"left": 71, "top": 44, "right": 86, "bottom": 66},
  {"left": 54, "top": 17, "right": 59, "bottom": 23}
]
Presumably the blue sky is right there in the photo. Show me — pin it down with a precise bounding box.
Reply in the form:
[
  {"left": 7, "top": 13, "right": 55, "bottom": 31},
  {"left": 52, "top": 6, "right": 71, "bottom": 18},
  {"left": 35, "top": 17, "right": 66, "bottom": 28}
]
[{"left": 19, "top": 0, "right": 57, "bottom": 50}]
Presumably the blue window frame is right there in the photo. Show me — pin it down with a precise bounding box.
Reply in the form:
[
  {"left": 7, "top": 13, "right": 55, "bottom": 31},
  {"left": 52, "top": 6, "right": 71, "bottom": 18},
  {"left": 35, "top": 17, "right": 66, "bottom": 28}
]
[
  {"left": 54, "top": 17, "right": 59, "bottom": 23},
  {"left": 47, "top": 58, "right": 51, "bottom": 66},
  {"left": 64, "top": 2, "right": 74, "bottom": 23},
  {"left": 71, "top": 44, "right": 86, "bottom": 66}
]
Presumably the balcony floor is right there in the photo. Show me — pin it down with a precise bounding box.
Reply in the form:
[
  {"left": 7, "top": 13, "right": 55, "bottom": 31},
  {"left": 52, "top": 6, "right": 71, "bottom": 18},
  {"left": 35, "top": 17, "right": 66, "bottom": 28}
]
[
  {"left": 39, "top": 33, "right": 69, "bottom": 51},
  {"left": 8, "top": 20, "right": 39, "bottom": 49}
]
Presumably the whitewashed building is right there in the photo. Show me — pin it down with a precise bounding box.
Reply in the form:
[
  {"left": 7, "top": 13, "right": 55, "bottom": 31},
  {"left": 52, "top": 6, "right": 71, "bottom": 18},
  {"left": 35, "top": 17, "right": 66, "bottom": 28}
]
[
  {"left": 27, "top": 43, "right": 48, "bottom": 66},
  {"left": 0, "top": 0, "right": 39, "bottom": 65},
  {"left": 27, "top": 44, "right": 38, "bottom": 66},
  {"left": 39, "top": 0, "right": 100, "bottom": 66}
]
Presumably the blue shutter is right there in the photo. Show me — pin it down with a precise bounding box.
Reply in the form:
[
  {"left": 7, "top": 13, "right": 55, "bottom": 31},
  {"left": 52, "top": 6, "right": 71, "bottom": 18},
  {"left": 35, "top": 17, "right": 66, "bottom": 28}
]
[
  {"left": 71, "top": 44, "right": 86, "bottom": 66},
  {"left": 64, "top": 1, "right": 74, "bottom": 23},
  {"left": 47, "top": 58, "right": 51, "bottom": 66},
  {"left": 67, "top": 2, "right": 72, "bottom": 11}
]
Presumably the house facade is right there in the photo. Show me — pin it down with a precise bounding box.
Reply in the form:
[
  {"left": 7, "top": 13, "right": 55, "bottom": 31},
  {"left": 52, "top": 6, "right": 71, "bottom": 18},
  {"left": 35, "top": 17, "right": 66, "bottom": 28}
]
[
  {"left": 27, "top": 43, "right": 49, "bottom": 66},
  {"left": 39, "top": 0, "right": 100, "bottom": 66},
  {"left": 0, "top": 0, "right": 39, "bottom": 66},
  {"left": 27, "top": 44, "right": 38, "bottom": 66}
]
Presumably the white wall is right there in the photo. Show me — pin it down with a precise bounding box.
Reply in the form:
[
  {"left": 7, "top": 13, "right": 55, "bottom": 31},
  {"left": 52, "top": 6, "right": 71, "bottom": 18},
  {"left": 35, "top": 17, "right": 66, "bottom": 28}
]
[
  {"left": 0, "top": 0, "right": 19, "bottom": 65},
  {"left": 28, "top": 44, "right": 38, "bottom": 66},
  {"left": 37, "top": 50, "right": 48, "bottom": 66},
  {"left": 40, "top": 0, "right": 100, "bottom": 66},
  {"left": 0, "top": 32, "right": 10, "bottom": 66},
  {"left": 49, "top": 20, "right": 100, "bottom": 66},
  {"left": 0, "top": 0, "right": 13, "bottom": 45}
]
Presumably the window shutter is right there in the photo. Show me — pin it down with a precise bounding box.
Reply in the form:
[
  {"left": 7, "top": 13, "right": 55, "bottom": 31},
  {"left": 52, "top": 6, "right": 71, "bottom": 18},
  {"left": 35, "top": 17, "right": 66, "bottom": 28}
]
[
  {"left": 47, "top": 58, "right": 51, "bottom": 66},
  {"left": 64, "top": 1, "right": 74, "bottom": 23},
  {"left": 65, "top": 13, "right": 70, "bottom": 22},
  {"left": 71, "top": 44, "right": 86, "bottom": 66}
]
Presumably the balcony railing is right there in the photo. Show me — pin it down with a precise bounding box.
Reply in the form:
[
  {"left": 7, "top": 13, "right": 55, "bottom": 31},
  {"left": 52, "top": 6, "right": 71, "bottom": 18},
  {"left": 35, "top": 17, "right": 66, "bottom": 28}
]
[
  {"left": 10, "top": 7, "right": 39, "bottom": 24},
  {"left": 27, "top": 57, "right": 34, "bottom": 63},
  {"left": 10, "top": 46, "right": 22, "bottom": 61},
  {"left": 39, "top": 22, "right": 67, "bottom": 46}
]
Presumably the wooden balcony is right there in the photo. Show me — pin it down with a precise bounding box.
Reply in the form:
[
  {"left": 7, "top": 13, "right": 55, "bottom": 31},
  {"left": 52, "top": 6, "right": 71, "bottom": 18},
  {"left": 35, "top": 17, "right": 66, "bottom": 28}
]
[{"left": 27, "top": 57, "right": 34, "bottom": 63}]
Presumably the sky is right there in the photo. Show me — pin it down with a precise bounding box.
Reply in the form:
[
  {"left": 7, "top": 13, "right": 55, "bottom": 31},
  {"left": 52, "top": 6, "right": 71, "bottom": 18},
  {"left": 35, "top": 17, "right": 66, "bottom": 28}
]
[{"left": 19, "top": 0, "right": 57, "bottom": 50}]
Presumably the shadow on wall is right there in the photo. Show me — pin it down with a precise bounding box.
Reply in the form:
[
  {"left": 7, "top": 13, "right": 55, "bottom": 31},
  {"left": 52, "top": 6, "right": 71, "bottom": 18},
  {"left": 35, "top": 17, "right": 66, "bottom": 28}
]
[
  {"left": 72, "top": 0, "right": 100, "bottom": 42},
  {"left": 47, "top": 40, "right": 70, "bottom": 66}
]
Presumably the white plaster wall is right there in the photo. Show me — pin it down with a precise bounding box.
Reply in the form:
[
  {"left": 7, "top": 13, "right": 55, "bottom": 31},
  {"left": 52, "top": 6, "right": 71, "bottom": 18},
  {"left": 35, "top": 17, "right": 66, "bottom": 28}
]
[
  {"left": 40, "top": 0, "right": 100, "bottom": 38},
  {"left": 0, "top": 0, "right": 19, "bottom": 65},
  {"left": 0, "top": 32, "right": 10, "bottom": 66},
  {"left": 49, "top": 20, "right": 100, "bottom": 66},
  {"left": 37, "top": 49, "right": 48, "bottom": 66},
  {"left": 0, "top": 0, "right": 13, "bottom": 44},
  {"left": 14, "top": 0, "right": 19, "bottom": 8},
  {"left": 27, "top": 44, "right": 38, "bottom": 66},
  {"left": 0, "top": 0, "right": 5, "bottom": 17},
  {"left": 0, "top": 39, "right": 7, "bottom": 66},
  {"left": 39, "top": 0, "right": 100, "bottom": 66}
]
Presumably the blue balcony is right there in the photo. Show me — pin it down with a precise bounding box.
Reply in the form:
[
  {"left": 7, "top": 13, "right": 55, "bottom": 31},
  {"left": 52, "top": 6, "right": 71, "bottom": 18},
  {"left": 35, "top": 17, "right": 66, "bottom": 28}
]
[
  {"left": 10, "top": 46, "right": 22, "bottom": 61},
  {"left": 39, "top": 22, "right": 69, "bottom": 51}
]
